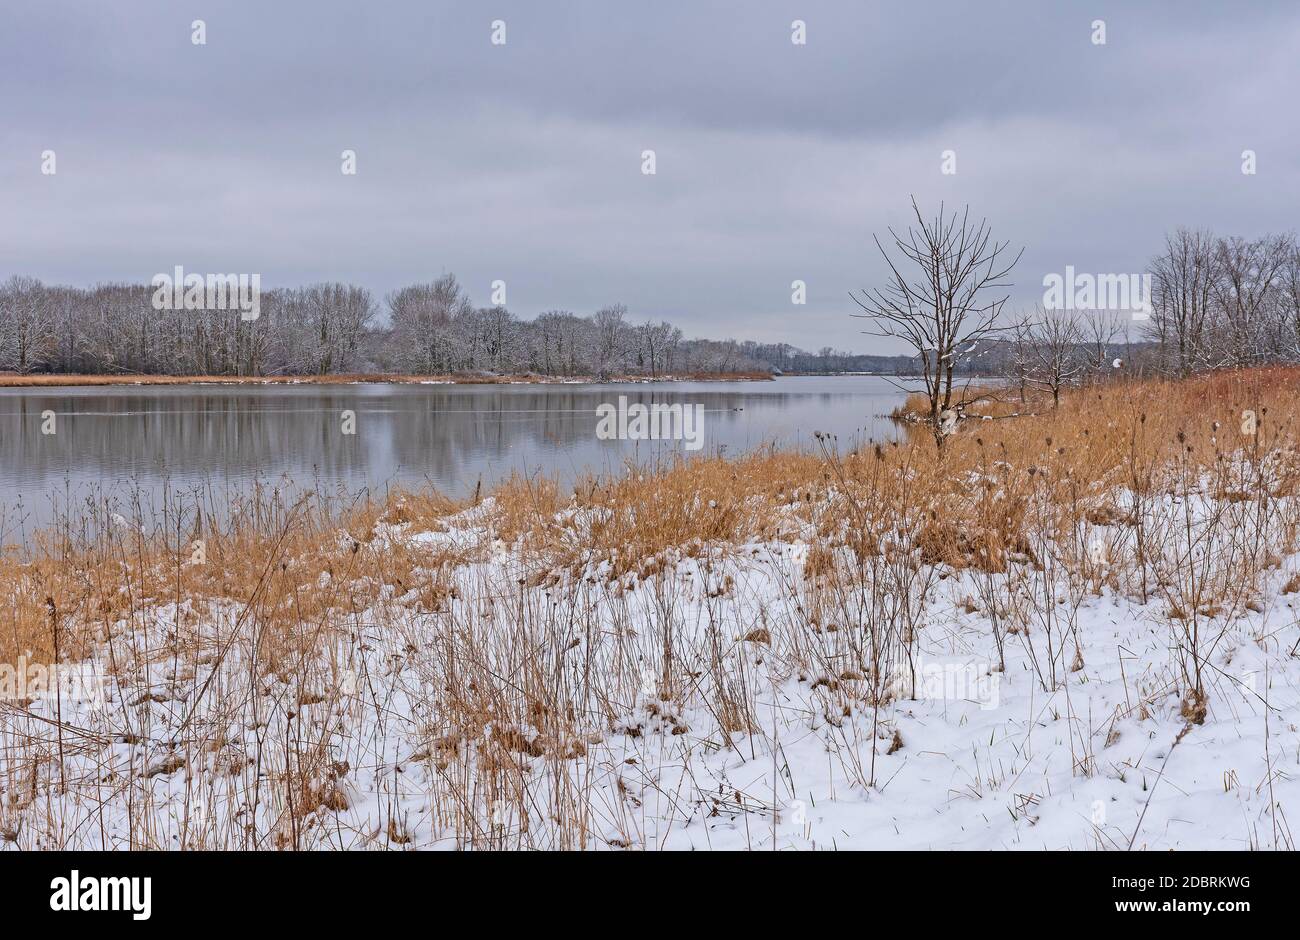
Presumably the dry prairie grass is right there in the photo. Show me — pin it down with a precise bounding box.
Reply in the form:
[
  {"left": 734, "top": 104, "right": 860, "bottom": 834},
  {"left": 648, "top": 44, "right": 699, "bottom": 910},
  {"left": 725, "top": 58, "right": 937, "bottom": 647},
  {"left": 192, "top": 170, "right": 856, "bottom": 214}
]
[
  {"left": 6, "top": 367, "right": 1299, "bottom": 664},
  {"left": 2, "top": 366, "right": 1299, "bottom": 849}
]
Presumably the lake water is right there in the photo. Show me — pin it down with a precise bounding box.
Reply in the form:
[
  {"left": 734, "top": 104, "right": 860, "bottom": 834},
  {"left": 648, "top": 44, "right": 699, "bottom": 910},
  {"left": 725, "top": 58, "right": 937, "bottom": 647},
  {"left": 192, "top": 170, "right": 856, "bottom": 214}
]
[{"left": 0, "top": 376, "right": 909, "bottom": 543}]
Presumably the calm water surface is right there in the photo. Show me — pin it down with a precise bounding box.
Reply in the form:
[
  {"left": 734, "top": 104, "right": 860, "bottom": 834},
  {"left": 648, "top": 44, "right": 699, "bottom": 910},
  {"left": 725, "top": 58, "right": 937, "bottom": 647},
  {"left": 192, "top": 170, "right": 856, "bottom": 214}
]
[{"left": 0, "top": 376, "right": 908, "bottom": 541}]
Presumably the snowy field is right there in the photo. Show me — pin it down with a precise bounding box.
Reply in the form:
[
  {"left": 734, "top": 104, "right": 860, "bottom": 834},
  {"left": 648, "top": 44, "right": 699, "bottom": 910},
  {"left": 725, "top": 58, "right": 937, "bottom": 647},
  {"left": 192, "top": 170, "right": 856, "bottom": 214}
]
[{"left": 3, "top": 470, "right": 1296, "bottom": 851}]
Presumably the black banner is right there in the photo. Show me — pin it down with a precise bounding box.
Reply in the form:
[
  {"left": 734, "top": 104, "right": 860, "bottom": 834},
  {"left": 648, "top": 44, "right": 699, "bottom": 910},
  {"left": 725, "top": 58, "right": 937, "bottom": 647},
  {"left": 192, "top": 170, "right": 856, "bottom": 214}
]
[{"left": 0, "top": 850, "right": 1272, "bottom": 926}]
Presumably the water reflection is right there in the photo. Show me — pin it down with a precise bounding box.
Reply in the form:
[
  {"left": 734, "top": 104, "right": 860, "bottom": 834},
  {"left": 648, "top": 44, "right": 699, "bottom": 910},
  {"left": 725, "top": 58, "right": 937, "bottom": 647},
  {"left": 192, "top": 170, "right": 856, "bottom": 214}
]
[{"left": 0, "top": 376, "right": 907, "bottom": 540}]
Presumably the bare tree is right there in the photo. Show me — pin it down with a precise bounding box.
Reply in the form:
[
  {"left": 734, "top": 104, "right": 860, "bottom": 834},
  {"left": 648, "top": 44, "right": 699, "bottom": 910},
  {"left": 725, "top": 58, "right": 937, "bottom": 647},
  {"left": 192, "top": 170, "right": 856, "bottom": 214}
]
[
  {"left": 592, "top": 304, "right": 628, "bottom": 378},
  {"left": 534, "top": 310, "right": 591, "bottom": 376},
  {"left": 1212, "top": 233, "right": 1290, "bottom": 367},
  {"left": 638, "top": 320, "right": 676, "bottom": 377},
  {"left": 1003, "top": 312, "right": 1036, "bottom": 403},
  {"left": 0, "top": 276, "right": 57, "bottom": 373},
  {"left": 1026, "top": 306, "right": 1085, "bottom": 406},
  {"left": 1278, "top": 237, "right": 1300, "bottom": 361},
  {"left": 1149, "top": 228, "right": 1220, "bottom": 376},
  {"left": 851, "top": 198, "right": 1022, "bottom": 452},
  {"left": 387, "top": 274, "right": 471, "bottom": 374},
  {"left": 298, "top": 283, "right": 375, "bottom": 375},
  {"left": 477, "top": 305, "right": 518, "bottom": 372},
  {"left": 1080, "top": 309, "right": 1125, "bottom": 380},
  {"left": 533, "top": 311, "right": 566, "bottom": 375}
]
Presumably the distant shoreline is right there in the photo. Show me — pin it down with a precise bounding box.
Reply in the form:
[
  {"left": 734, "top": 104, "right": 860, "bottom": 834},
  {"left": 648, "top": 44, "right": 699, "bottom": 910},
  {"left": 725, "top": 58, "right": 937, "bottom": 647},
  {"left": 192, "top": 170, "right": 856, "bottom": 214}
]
[{"left": 0, "top": 371, "right": 777, "bottom": 389}]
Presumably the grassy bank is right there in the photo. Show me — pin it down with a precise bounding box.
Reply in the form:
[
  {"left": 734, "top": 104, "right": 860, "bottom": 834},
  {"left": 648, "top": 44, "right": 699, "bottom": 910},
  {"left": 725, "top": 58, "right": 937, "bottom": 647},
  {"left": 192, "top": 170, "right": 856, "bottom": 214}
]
[
  {"left": 0, "top": 370, "right": 775, "bottom": 388},
  {"left": 2, "top": 367, "right": 1299, "bottom": 849}
]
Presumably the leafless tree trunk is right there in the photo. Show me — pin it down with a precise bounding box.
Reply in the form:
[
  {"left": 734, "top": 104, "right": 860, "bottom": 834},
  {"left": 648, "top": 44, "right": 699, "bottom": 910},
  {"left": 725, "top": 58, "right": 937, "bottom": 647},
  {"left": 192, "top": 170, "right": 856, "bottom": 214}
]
[
  {"left": 1081, "top": 309, "right": 1124, "bottom": 380},
  {"left": 851, "top": 198, "right": 1021, "bottom": 454},
  {"left": 1003, "top": 312, "right": 1035, "bottom": 403},
  {"left": 1279, "top": 239, "right": 1300, "bottom": 361},
  {"left": 592, "top": 304, "right": 628, "bottom": 378},
  {"left": 0, "top": 275, "right": 56, "bottom": 374},
  {"left": 1026, "top": 306, "right": 1084, "bottom": 406},
  {"left": 1212, "top": 234, "right": 1290, "bottom": 367},
  {"left": 1149, "top": 229, "right": 1220, "bottom": 376}
]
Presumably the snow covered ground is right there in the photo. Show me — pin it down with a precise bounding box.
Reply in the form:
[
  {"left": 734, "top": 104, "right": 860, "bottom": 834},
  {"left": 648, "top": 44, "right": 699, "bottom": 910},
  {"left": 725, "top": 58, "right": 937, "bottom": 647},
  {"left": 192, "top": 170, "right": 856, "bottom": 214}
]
[{"left": 2, "top": 487, "right": 1297, "bottom": 851}]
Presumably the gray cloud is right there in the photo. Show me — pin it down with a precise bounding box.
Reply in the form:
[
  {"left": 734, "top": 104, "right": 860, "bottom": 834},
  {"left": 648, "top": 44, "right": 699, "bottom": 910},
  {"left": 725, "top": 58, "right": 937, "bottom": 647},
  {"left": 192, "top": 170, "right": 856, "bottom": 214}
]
[{"left": 3, "top": 0, "right": 1298, "bottom": 351}]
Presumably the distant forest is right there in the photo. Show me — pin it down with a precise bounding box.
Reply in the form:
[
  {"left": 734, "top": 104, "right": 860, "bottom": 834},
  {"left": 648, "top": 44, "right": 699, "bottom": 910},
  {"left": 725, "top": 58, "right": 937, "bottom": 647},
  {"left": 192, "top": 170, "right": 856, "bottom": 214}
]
[
  {"left": 0, "top": 271, "right": 923, "bottom": 379},
  {"left": 7, "top": 224, "right": 1295, "bottom": 384}
]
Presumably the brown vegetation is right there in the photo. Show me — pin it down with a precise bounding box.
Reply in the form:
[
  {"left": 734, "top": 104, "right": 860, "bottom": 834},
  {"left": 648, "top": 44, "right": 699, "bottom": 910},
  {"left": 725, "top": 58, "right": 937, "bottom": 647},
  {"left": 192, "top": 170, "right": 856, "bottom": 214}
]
[{"left": 2, "top": 366, "right": 1298, "bottom": 848}]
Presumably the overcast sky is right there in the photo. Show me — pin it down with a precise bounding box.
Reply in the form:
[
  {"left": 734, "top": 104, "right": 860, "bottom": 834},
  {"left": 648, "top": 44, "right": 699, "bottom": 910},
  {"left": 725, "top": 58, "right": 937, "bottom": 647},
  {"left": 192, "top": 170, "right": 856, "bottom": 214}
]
[{"left": 3, "top": 1, "right": 1297, "bottom": 353}]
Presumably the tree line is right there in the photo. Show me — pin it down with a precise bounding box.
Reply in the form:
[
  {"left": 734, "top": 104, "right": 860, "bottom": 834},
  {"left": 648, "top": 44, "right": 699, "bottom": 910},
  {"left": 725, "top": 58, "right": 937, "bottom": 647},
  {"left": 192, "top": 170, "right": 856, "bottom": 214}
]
[
  {"left": 852, "top": 199, "right": 1300, "bottom": 451},
  {"left": 0, "top": 273, "right": 783, "bottom": 378},
  {"left": 6, "top": 226, "right": 1299, "bottom": 384},
  {"left": 988, "top": 228, "right": 1300, "bottom": 404}
]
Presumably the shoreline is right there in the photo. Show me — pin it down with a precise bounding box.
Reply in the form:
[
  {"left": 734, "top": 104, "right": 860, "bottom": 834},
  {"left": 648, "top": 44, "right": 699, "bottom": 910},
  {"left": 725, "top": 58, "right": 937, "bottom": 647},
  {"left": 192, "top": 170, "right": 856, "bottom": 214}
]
[
  {"left": 0, "top": 370, "right": 776, "bottom": 389},
  {"left": 4, "top": 369, "right": 1293, "bottom": 849}
]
